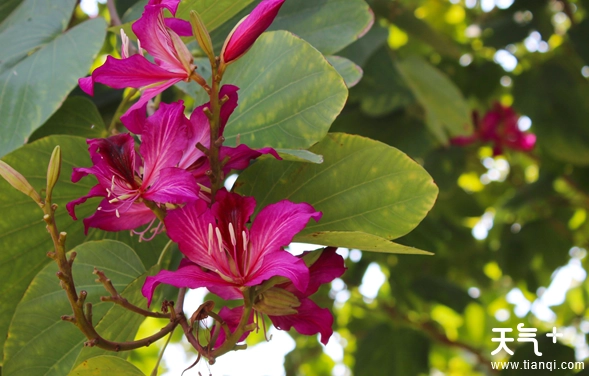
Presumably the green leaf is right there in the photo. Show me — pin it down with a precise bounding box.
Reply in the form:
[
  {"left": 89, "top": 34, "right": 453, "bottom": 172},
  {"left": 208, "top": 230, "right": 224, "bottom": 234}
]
[
  {"left": 69, "top": 356, "right": 145, "bottom": 376},
  {"left": 221, "top": 31, "right": 348, "bottom": 149},
  {"left": 267, "top": 0, "right": 374, "bottom": 55},
  {"left": 234, "top": 133, "right": 438, "bottom": 252},
  {"left": 29, "top": 97, "right": 108, "bottom": 142},
  {"left": 0, "top": 0, "right": 76, "bottom": 74},
  {"left": 295, "top": 231, "right": 432, "bottom": 254},
  {"left": 326, "top": 56, "right": 363, "bottom": 89},
  {"left": 0, "top": 0, "right": 22, "bottom": 24},
  {"left": 354, "top": 324, "right": 430, "bottom": 376},
  {"left": 354, "top": 47, "right": 414, "bottom": 117},
  {"left": 275, "top": 149, "right": 324, "bottom": 164},
  {"left": 2, "top": 240, "right": 148, "bottom": 376},
  {"left": 0, "top": 136, "right": 164, "bottom": 363},
  {"left": 0, "top": 18, "right": 107, "bottom": 157},
  {"left": 396, "top": 56, "right": 473, "bottom": 145},
  {"left": 338, "top": 22, "right": 388, "bottom": 67}
]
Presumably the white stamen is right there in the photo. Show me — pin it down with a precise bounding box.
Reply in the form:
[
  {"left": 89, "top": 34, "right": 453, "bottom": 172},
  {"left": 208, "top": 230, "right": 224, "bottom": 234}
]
[
  {"left": 111, "top": 175, "right": 116, "bottom": 192},
  {"left": 215, "top": 227, "right": 223, "bottom": 253},
  {"left": 97, "top": 207, "right": 102, "bottom": 211},
  {"left": 115, "top": 209, "right": 120, "bottom": 218},
  {"left": 208, "top": 223, "right": 214, "bottom": 255},
  {"left": 242, "top": 230, "right": 248, "bottom": 250},
  {"left": 106, "top": 188, "right": 112, "bottom": 198},
  {"left": 120, "top": 28, "right": 130, "bottom": 59},
  {"left": 228, "top": 222, "right": 236, "bottom": 247}
]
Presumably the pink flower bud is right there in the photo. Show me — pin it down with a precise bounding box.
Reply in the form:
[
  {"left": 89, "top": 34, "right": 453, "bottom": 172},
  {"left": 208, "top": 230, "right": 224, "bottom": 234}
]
[{"left": 221, "top": 0, "right": 285, "bottom": 64}]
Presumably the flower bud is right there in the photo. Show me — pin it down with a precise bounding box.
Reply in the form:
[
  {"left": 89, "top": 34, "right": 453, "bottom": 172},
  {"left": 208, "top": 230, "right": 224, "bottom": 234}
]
[
  {"left": 46, "top": 146, "right": 62, "bottom": 203},
  {"left": 0, "top": 160, "right": 42, "bottom": 205},
  {"left": 221, "top": 0, "right": 285, "bottom": 64},
  {"left": 253, "top": 287, "right": 300, "bottom": 316},
  {"left": 190, "top": 10, "right": 215, "bottom": 65}
]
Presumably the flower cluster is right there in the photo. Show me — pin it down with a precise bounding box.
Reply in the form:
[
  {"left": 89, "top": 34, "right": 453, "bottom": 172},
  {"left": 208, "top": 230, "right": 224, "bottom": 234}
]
[
  {"left": 451, "top": 102, "right": 536, "bottom": 156},
  {"left": 69, "top": 0, "right": 345, "bottom": 353}
]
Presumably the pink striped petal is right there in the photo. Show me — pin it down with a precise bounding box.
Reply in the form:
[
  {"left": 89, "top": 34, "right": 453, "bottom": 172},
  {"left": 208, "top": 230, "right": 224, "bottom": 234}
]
[{"left": 270, "top": 298, "right": 334, "bottom": 345}]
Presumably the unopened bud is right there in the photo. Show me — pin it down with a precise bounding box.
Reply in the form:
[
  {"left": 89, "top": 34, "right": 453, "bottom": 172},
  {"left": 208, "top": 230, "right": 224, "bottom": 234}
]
[
  {"left": 253, "top": 287, "right": 300, "bottom": 316},
  {"left": 220, "top": 0, "right": 285, "bottom": 65},
  {"left": 46, "top": 146, "right": 61, "bottom": 203},
  {"left": 190, "top": 10, "right": 215, "bottom": 65},
  {"left": 0, "top": 160, "right": 42, "bottom": 205}
]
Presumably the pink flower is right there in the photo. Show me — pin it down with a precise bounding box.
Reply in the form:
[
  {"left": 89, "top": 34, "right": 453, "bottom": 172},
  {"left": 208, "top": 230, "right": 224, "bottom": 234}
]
[
  {"left": 451, "top": 103, "right": 536, "bottom": 156},
  {"left": 124, "top": 85, "right": 280, "bottom": 191},
  {"left": 79, "top": 3, "right": 194, "bottom": 117},
  {"left": 67, "top": 102, "right": 199, "bottom": 238},
  {"left": 221, "top": 0, "right": 285, "bottom": 64},
  {"left": 212, "top": 247, "right": 346, "bottom": 347},
  {"left": 141, "top": 190, "right": 322, "bottom": 305}
]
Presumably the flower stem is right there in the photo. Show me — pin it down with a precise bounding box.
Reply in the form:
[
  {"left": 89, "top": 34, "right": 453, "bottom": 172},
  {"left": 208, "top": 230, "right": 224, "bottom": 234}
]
[{"left": 207, "top": 68, "right": 224, "bottom": 203}]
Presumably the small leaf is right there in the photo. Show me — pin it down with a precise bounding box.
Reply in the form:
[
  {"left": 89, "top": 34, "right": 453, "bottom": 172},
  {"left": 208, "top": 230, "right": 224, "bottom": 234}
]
[
  {"left": 396, "top": 56, "right": 473, "bottom": 145},
  {"left": 275, "top": 149, "right": 324, "bottom": 164},
  {"left": 326, "top": 56, "right": 363, "bottom": 88},
  {"left": 295, "top": 231, "right": 432, "bottom": 254}
]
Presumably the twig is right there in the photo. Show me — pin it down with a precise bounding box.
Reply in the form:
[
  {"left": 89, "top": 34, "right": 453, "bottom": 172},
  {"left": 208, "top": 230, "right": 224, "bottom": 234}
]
[{"left": 106, "top": 0, "right": 123, "bottom": 26}]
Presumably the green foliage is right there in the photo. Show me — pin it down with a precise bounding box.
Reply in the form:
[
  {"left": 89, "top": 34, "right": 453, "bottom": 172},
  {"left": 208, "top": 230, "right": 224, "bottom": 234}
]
[
  {"left": 221, "top": 31, "right": 348, "bottom": 149},
  {"left": 3, "top": 240, "right": 148, "bottom": 375},
  {"left": 0, "top": 14, "right": 106, "bottom": 156},
  {"left": 235, "top": 133, "right": 438, "bottom": 252}
]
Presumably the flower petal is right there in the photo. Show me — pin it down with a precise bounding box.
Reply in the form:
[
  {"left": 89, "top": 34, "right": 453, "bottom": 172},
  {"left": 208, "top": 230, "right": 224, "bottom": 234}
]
[
  {"left": 82, "top": 199, "right": 155, "bottom": 234},
  {"left": 140, "top": 101, "right": 190, "bottom": 185},
  {"left": 80, "top": 55, "right": 184, "bottom": 96},
  {"left": 142, "top": 167, "right": 200, "bottom": 204},
  {"left": 269, "top": 298, "right": 334, "bottom": 345},
  {"left": 66, "top": 184, "right": 106, "bottom": 220},
  {"left": 120, "top": 104, "right": 147, "bottom": 134},
  {"left": 222, "top": 0, "right": 285, "bottom": 63},
  {"left": 249, "top": 200, "right": 322, "bottom": 262},
  {"left": 165, "top": 18, "right": 192, "bottom": 36},
  {"left": 142, "top": 260, "right": 229, "bottom": 306},
  {"left": 133, "top": 5, "right": 188, "bottom": 74},
  {"left": 304, "top": 247, "right": 346, "bottom": 297},
  {"left": 148, "top": 0, "right": 181, "bottom": 14},
  {"left": 212, "top": 306, "right": 254, "bottom": 349},
  {"left": 246, "top": 250, "right": 309, "bottom": 293},
  {"left": 220, "top": 144, "right": 280, "bottom": 172},
  {"left": 211, "top": 189, "right": 256, "bottom": 249},
  {"left": 164, "top": 200, "right": 218, "bottom": 270}
]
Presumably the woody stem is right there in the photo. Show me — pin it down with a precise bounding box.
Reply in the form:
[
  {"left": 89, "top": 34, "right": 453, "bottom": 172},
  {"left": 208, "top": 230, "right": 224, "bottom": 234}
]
[{"left": 207, "top": 67, "right": 224, "bottom": 203}]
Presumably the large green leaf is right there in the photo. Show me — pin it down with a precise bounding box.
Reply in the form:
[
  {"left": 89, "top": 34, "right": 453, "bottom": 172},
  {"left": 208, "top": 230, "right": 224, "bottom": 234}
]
[
  {"left": 0, "top": 136, "right": 164, "bottom": 363},
  {"left": 396, "top": 56, "right": 473, "bottom": 145},
  {"left": 234, "top": 133, "right": 438, "bottom": 253},
  {"left": 29, "top": 97, "right": 108, "bottom": 142},
  {"left": 0, "top": 0, "right": 76, "bottom": 74},
  {"left": 2, "top": 240, "right": 151, "bottom": 376},
  {"left": 267, "top": 0, "right": 374, "bottom": 55},
  {"left": 69, "top": 356, "right": 145, "bottom": 376},
  {"left": 222, "top": 31, "right": 348, "bottom": 149},
  {"left": 0, "top": 18, "right": 106, "bottom": 157}
]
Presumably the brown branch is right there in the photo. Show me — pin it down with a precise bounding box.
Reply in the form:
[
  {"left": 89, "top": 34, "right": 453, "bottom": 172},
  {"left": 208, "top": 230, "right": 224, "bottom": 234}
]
[
  {"left": 106, "top": 0, "right": 122, "bottom": 26},
  {"left": 95, "top": 268, "right": 170, "bottom": 319}
]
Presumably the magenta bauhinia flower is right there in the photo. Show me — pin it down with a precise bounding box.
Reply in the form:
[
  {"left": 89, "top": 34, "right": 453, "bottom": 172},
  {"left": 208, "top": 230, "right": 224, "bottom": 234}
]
[
  {"left": 451, "top": 103, "right": 536, "bottom": 156},
  {"left": 221, "top": 0, "right": 285, "bottom": 64},
  {"left": 124, "top": 85, "right": 280, "bottom": 192},
  {"left": 141, "top": 189, "right": 322, "bottom": 305},
  {"left": 78, "top": 3, "right": 194, "bottom": 117},
  {"left": 66, "top": 102, "right": 199, "bottom": 238},
  {"left": 212, "top": 247, "right": 346, "bottom": 346}
]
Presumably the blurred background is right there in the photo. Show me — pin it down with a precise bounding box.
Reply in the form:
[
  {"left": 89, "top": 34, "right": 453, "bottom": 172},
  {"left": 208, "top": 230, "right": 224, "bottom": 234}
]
[{"left": 41, "top": 0, "right": 589, "bottom": 374}]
